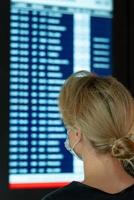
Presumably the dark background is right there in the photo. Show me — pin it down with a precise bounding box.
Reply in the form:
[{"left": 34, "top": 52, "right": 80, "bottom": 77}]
[
  {"left": 113, "top": 0, "right": 134, "bottom": 95},
  {"left": 0, "top": 0, "right": 134, "bottom": 199}
]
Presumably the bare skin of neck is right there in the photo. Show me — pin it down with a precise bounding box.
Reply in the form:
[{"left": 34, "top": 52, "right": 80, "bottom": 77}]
[{"left": 81, "top": 145, "right": 134, "bottom": 194}]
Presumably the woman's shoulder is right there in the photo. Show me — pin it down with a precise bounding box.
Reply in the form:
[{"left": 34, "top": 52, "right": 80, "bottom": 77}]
[
  {"left": 41, "top": 181, "right": 134, "bottom": 200},
  {"left": 41, "top": 181, "right": 82, "bottom": 200}
]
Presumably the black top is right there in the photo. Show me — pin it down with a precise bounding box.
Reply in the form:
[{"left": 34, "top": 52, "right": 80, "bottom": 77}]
[{"left": 42, "top": 181, "right": 134, "bottom": 200}]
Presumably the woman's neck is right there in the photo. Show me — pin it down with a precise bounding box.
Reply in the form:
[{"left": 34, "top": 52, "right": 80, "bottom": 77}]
[{"left": 82, "top": 152, "right": 134, "bottom": 194}]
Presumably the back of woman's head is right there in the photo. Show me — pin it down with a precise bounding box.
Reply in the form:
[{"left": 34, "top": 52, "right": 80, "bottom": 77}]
[{"left": 58, "top": 70, "right": 134, "bottom": 175}]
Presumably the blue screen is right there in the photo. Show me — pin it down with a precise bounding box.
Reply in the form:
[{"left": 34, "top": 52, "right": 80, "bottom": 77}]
[{"left": 9, "top": 0, "right": 113, "bottom": 189}]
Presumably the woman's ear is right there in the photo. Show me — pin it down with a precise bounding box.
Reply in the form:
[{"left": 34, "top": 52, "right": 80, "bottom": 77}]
[{"left": 75, "top": 127, "right": 82, "bottom": 141}]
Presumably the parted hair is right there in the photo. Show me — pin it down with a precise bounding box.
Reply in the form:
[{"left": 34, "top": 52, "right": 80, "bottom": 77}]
[{"left": 58, "top": 70, "right": 134, "bottom": 176}]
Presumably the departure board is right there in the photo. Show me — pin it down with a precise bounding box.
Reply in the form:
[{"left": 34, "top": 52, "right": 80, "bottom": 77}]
[{"left": 9, "top": 0, "right": 113, "bottom": 189}]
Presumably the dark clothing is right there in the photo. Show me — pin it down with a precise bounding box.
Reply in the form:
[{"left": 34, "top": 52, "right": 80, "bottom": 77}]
[{"left": 42, "top": 181, "right": 134, "bottom": 200}]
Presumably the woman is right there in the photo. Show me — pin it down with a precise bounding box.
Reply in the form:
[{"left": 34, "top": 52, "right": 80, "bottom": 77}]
[{"left": 42, "top": 70, "right": 134, "bottom": 200}]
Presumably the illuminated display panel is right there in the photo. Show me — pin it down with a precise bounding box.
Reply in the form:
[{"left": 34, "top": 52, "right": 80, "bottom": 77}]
[{"left": 9, "top": 0, "right": 113, "bottom": 189}]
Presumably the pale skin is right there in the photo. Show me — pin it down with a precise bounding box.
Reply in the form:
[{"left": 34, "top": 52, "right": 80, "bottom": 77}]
[{"left": 68, "top": 128, "right": 134, "bottom": 194}]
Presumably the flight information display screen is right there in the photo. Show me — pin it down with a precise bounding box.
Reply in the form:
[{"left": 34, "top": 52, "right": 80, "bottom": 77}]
[{"left": 9, "top": 0, "right": 113, "bottom": 189}]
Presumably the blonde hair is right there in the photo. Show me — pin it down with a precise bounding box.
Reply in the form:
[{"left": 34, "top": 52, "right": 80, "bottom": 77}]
[{"left": 58, "top": 70, "right": 134, "bottom": 175}]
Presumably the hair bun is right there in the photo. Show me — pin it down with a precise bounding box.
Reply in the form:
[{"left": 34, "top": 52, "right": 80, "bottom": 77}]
[{"left": 111, "top": 135, "right": 134, "bottom": 160}]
